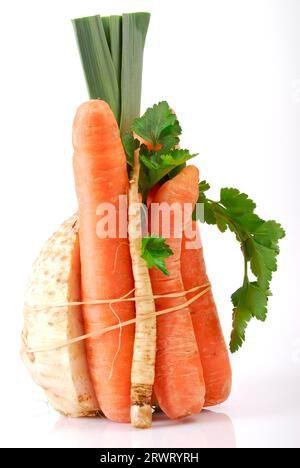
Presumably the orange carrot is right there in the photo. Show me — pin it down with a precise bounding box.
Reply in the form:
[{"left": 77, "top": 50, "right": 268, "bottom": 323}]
[
  {"left": 147, "top": 184, "right": 160, "bottom": 208},
  {"left": 133, "top": 133, "right": 162, "bottom": 152},
  {"left": 181, "top": 222, "right": 232, "bottom": 406},
  {"left": 72, "top": 100, "right": 135, "bottom": 422},
  {"left": 149, "top": 166, "right": 206, "bottom": 419}
]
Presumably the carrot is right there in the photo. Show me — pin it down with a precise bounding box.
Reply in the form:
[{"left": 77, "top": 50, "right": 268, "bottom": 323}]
[
  {"left": 72, "top": 100, "right": 135, "bottom": 422},
  {"left": 136, "top": 108, "right": 231, "bottom": 406},
  {"left": 149, "top": 166, "right": 206, "bottom": 419},
  {"left": 128, "top": 150, "right": 156, "bottom": 429},
  {"left": 133, "top": 133, "right": 162, "bottom": 152},
  {"left": 181, "top": 221, "right": 232, "bottom": 406},
  {"left": 147, "top": 184, "right": 160, "bottom": 208}
]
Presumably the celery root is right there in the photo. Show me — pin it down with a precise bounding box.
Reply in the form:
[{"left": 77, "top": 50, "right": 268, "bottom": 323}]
[{"left": 21, "top": 215, "right": 99, "bottom": 417}]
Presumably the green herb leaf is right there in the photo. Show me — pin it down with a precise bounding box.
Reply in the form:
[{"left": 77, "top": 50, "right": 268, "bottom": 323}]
[
  {"left": 139, "top": 148, "right": 197, "bottom": 195},
  {"left": 131, "top": 102, "right": 196, "bottom": 199},
  {"left": 220, "top": 188, "right": 256, "bottom": 216},
  {"left": 253, "top": 221, "right": 286, "bottom": 249},
  {"left": 196, "top": 182, "right": 285, "bottom": 352},
  {"left": 141, "top": 235, "right": 173, "bottom": 276},
  {"left": 230, "top": 282, "right": 269, "bottom": 352},
  {"left": 122, "top": 133, "right": 140, "bottom": 168},
  {"left": 248, "top": 241, "right": 277, "bottom": 288},
  {"left": 199, "top": 180, "right": 211, "bottom": 193},
  {"left": 132, "top": 101, "right": 182, "bottom": 152}
]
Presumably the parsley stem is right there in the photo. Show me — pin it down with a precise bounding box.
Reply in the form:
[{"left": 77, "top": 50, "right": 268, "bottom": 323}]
[
  {"left": 206, "top": 200, "right": 249, "bottom": 284},
  {"left": 202, "top": 185, "right": 285, "bottom": 352},
  {"left": 243, "top": 255, "right": 249, "bottom": 285},
  {"left": 207, "top": 200, "right": 243, "bottom": 242}
]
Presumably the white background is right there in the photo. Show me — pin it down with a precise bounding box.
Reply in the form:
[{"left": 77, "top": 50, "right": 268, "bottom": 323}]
[{"left": 0, "top": 0, "right": 299, "bottom": 448}]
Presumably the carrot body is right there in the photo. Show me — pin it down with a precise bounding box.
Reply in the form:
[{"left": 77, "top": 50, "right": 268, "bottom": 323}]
[
  {"left": 73, "top": 100, "right": 135, "bottom": 422},
  {"left": 147, "top": 184, "right": 160, "bottom": 208},
  {"left": 181, "top": 222, "right": 232, "bottom": 406},
  {"left": 149, "top": 166, "right": 206, "bottom": 419}
]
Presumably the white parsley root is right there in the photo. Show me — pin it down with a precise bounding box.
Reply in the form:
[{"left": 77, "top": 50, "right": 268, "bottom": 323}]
[
  {"left": 21, "top": 215, "right": 99, "bottom": 417},
  {"left": 128, "top": 150, "right": 156, "bottom": 429}
]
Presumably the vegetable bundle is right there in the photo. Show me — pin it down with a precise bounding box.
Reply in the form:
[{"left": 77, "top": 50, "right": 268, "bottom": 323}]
[{"left": 22, "top": 12, "right": 285, "bottom": 429}]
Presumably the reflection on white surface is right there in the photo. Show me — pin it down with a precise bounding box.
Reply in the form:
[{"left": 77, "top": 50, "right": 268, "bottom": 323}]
[
  {"left": 52, "top": 410, "right": 236, "bottom": 449},
  {"left": 1, "top": 368, "right": 300, "bottom": 448}
]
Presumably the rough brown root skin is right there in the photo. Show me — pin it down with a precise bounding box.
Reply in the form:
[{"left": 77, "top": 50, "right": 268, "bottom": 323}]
[
  {"left": 128, "top": 150, "right": 157, "bottom": 429},
  {"left": 131, "top": 383, "right": 153, "bottom": 429},
  {"left": 131, "top": 383, "right": 153, "bottom": 426},
  {"left": 131, "top": 383, "right": 153, "bottom": 406}
]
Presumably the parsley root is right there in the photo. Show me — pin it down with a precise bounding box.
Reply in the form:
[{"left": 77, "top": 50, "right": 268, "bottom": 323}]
[{"left": 128, "top": 149, "right": 156, "bottom": 429}]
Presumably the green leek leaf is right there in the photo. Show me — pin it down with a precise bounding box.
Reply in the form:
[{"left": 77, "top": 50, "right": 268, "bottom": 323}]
[
  {"left": 72, "top": 15, "right": 120, "bottom": 121},
  {"left": 120, "top": 13, "right": 150, "bottom": 135}
]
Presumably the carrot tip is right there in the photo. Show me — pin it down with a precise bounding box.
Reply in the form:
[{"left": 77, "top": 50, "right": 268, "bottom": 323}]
[{"left": 131, "top": 405, "right": 153, "bottom": 429}]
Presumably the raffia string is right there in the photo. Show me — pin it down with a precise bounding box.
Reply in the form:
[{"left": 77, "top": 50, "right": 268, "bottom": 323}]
[
  {"left": 24, "top": 283, "right": 210, "bottom": 312},
  {"left": 24, "top": 284, "right": 211, "bottom": 354}
]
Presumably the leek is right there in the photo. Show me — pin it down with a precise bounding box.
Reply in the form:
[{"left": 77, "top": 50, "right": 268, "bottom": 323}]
[
  {"left": 72, "top": 15, "right": 120, "bottom": 121},
  {"left": 72, "top": 12, "right": 150, "bottom": 134}
]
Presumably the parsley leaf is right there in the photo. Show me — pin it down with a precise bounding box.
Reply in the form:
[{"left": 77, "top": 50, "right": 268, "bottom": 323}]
[
  {"left": 122, "top": 133, "right": 140, "bottom": 168},
  {"left": 195, "top": 183, "right": 285, "bottom": 352},
  {"left": 139, "top": 148, "right": 197, "bottom": 195},
  {"left": 199, "top": 180, "right": 211, "bottom": 193},
  {"left": 220, "top": 188, "right": 256, "bottom": 216},
  {"left": 231, "top": 282, "right": 269, "bottom": 351},
  {"left": 141, "top": 235, "right": 173, "bottom": 276},
  {"left": 125, "top": 100, "right": 285, "bottom": 353},
  {"left": 132, "top": 101, "right": 181, "bottom": 152},
  {"left": 130, "top": 102, "right": 197, "bottom": 199}
]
